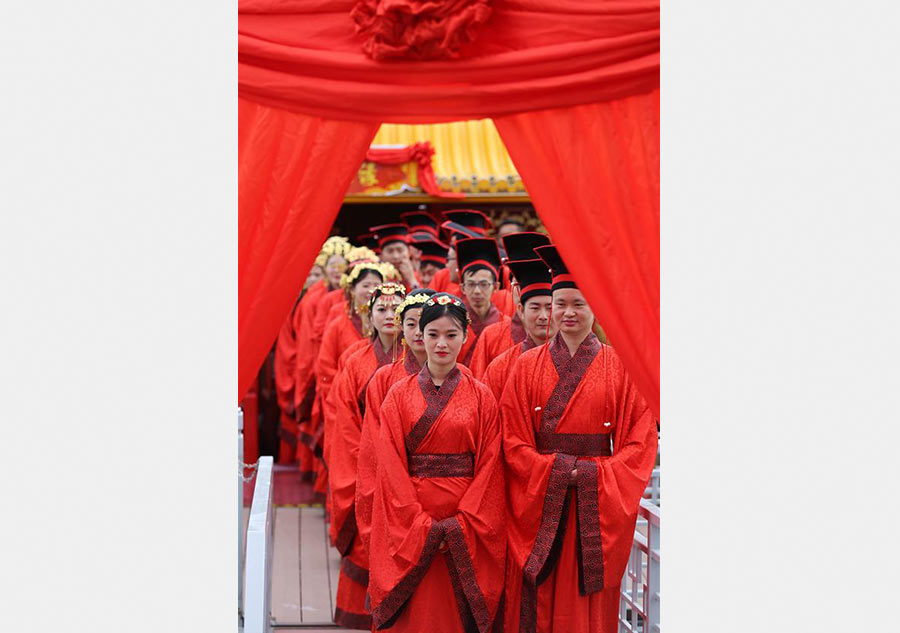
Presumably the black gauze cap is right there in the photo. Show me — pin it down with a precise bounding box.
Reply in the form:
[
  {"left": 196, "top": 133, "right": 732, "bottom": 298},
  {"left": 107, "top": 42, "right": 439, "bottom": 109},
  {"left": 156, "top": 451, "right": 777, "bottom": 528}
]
[
  {"left": 370, "top": 223, "right": 409, "bottom": 248},
  {"left": 400, "top": 211, "right": 439, "bottom": 236},
  {"left": 507, "top": 258, "right": 553, "bottom": 304},
  {"left": 501, "top": 231, "right": 552, "bottom": 263},
  {"left": 456, "top": 237, "right": 501, "bottom": 279},
  {"left": 534, "top": 244, "right": 577, "bottom": 291}
]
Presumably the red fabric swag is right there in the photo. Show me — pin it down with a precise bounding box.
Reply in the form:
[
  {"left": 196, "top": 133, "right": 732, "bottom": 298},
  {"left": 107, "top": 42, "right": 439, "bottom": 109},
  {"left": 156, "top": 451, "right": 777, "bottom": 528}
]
[
  {"left": 494, "top": 89, "right": 660, "bottom": 417},
  {"left": 239, "top": 0, "right": 659, "bottom": 123},
  {"left": 238, "top": 98, "right": 379, "bottom": 400},
  {"left": 366, "top": 142, "right": 464, "bottom": 199}
]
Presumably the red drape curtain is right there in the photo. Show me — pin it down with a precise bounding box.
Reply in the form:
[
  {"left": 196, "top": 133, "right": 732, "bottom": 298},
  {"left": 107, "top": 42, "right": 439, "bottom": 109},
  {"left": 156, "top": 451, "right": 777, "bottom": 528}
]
[
  {"left": 238, "top": 0, "right": 660, "bottom": 416},
  {"left": 238, "top": 98, "right": 379, "bottom": 400},
  {"left": 494, "top": 90, "right": 660, "bottom": 416},
  {"left": 239, "top": 0, "right": 659, "bottom": 123}
]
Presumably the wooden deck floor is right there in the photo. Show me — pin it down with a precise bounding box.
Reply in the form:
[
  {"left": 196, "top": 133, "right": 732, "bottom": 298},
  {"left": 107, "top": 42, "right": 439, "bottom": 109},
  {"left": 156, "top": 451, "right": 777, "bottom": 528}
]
[{"left": 243, "top": 504, "right": 349, "bottom": 630}]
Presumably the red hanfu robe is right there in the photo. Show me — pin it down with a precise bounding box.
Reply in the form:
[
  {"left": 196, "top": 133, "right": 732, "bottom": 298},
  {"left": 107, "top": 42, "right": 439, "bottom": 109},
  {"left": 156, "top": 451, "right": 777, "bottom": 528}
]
[
  {"left": 481, "top": 337, "right": 539, "bottom": 402},
  {"left": 310, "top": 310, "right": 365, "bottom": 498},
  {"left": 468, "top": 312, "right": 528, "bottom": 379},
  {"left": 327, "top": 340, "right": 395, "bottom": 630},
  {"left": 459, "top": 304, "right": 507, "bottom": 367},
  {"left": 500, "top": 333, "right": 658, "bottom": 633},
  {"left": 355, "top": 351, "right": 422, "bottom": 561},
  {"left": 293, "top": 281, "right": 330, "bottom": 479},
  {"left": 313, "top": 288, "right": 345, "bottom": 344},
  {"left": 274, "top": 295, "right": 304, "bottom": 463},
  {"left": 429, "top": 267, "right": 458, "bottom": 295},
  {"left": 356, "top": 355, "right": 475, "bottom": 563},
  {"left": 491, "top": 288, "right": 516, "bottom": 317},
  {"left": 369, "top": 366, "right": 506, "bottom": 633}
]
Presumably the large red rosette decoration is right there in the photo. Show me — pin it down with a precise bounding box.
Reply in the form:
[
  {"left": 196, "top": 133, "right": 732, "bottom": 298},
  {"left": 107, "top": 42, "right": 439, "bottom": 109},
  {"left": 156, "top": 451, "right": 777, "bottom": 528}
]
[{"left": 351, "top": 0, "right": 492, "bottom": 61}]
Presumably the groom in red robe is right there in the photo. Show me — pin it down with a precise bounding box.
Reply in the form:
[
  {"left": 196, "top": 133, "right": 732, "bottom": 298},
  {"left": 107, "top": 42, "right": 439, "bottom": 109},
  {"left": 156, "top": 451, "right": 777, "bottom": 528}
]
[{"left": 499, "top": 244, "right": 658, "bottom": 633}]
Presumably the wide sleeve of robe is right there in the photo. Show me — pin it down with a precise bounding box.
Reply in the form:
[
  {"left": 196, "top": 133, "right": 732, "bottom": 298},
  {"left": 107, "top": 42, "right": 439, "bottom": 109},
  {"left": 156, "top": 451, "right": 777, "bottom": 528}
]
[
  {"left": 369, "top": 376, "right": 506, "bottom": 632},
  {"left": 499, "top": 349, "right": 574, "bottom": 587},
  {"left": 355, "top": 364, "right": 392, "bottom": 558},
  {"left": 327, "top": 350, "right": 369, "bottom": 553},
  {"left": 568, "top": 349, "right": 658, "bottom": 590},
  {"left": 467, "top": 325, "right": 495, "bottom": 379}
]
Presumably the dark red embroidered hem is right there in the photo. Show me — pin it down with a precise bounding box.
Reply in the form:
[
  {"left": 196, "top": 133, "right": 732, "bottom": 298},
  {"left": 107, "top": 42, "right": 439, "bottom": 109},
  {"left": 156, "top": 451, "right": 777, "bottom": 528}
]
[
  {"left": 444, "top": 517, "right": 494, "bottom": 633},
  {"left": 341, "top": 556, "right": 370, "bottom": 586},
  {"left": 372, "top": 521, "right": 444, "bottom": 629},
  {"left": 575, "top": 460, "right": 605, "bottom": 594},
  {"left": 334, "top": 506, "right": 358, "bottom": 556},
  {"left": 519, "top": 453, "right": 576, "bottom": 633},
  {"left": 334, "top": 606, "right": 373, "bottom": 630}
]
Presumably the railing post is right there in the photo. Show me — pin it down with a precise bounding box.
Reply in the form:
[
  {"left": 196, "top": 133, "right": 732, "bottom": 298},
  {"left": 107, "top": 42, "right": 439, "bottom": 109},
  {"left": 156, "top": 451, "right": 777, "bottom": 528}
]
[
  {"left": 238, "top": 407, "right": 245, "bottom": 625},
  {"left": 648, "top": 505, "right": 660, "bottom": 632},
  {"left": 244, "top": 456, "right": 274, "bottom": 633}
]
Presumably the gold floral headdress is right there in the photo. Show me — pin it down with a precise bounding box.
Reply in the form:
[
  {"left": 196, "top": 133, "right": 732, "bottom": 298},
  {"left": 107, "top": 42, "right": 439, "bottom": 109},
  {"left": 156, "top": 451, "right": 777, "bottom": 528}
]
[
  {"left": 316, "top": 236, "right": 352, "bottom": 267},
  {"left": 340, "top": 261, "right": 400, "bottom": 290},
  {"left": 346, "top": 246, "right": 379, "bottom": 265},
  {"left": 393, "top": 292, "right": 432, "bottom": 326}
]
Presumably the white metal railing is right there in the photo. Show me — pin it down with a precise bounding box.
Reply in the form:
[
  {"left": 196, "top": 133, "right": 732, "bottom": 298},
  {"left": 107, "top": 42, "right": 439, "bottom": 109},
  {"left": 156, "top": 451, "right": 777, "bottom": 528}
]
[
  {"left": 238, "top": 407, "right": 246, "bottom": 627},
  {"left": 619, "top": 498, "right": 660, "bottom": 633},
  {"left": 643, "top": 467, "right": 660, "bottom": 505},
  {"left": 244, "top": 455, "right": 274, "bottom": 633}
]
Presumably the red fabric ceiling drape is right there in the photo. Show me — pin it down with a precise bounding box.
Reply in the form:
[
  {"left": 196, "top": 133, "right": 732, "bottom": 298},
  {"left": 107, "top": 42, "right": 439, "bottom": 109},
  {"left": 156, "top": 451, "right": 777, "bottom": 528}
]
[
  {"left": 238, "top": 98, "right": 379, "bottom": 400},
  {"left": 238, "top": 0, "right": 660, "bottom": 416},
  {"left": 495, "top": 90, "right": 660, "bottom": 416},
  {"left": 239, "top": 0, "right": 659, "bottom": 123}
]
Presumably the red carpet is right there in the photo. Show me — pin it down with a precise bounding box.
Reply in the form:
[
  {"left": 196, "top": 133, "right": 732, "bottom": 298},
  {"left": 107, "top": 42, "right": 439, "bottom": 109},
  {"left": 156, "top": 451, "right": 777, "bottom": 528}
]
[{"left": 243, "top": 463, "right": 324, "bottom": 507}]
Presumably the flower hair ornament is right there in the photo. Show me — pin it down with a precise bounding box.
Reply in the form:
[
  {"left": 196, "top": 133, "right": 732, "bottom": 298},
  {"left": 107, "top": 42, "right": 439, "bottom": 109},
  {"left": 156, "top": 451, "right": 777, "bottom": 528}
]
[
  {"left": 424, "top": 294, "right": 472, "bottom": 325},
  {"left": 346, "top": 245, "right": 379, "bottom": 266},
  {"left": 341, "top": 261, "right": 399, "bottom": 291},
  {"left": 393, "top": 292, "right": 432, "bottom": 327}
]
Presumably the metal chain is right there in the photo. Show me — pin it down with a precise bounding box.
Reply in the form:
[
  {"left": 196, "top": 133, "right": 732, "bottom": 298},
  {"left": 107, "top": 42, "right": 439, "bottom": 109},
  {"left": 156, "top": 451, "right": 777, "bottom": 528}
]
[{"left": 240, "top": 460, "right": 259, "bottom": 483}]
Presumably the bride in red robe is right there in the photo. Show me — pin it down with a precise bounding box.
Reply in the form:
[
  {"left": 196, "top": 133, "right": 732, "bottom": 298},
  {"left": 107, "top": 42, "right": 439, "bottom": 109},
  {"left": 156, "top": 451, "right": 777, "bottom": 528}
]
[
  {"left": 500, "top": 245, "right": 658, "bottom": 633},
  {"left": 313, "top": 258, "right": 398, "bottom": 504},
  {"left": 327, "top": 282, "right": 407, "bottom": 629},
  {"left": 369, "top": 293, "right": 506, "bottom": 633},
  {"left": 355, "top": 288, "right": 436, "bottom": 563}
]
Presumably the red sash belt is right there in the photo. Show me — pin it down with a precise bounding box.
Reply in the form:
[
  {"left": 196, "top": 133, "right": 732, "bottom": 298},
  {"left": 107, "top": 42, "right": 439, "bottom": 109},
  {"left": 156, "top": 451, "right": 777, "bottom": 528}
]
[
  {"left": 408, "top": 452, "right": 475, "bottom": 478},
  {"left": 535, "top": 432, "right": 612, "bottom": 457}
]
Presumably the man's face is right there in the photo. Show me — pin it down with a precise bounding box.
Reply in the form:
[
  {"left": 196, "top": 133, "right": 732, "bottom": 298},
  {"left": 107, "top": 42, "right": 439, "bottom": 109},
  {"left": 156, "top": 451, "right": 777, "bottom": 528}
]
[
  {"left": 381, "top": 241, "right": 410, "bottom": 267},
  {"left": 497, "top": 222, "right": 525, "bottom": 240},
  {"left": 551, "top": 288, "right": 594, "bottom": 338},
  {"left": 461, "top": 268, "right": 497, "bottom": 314},
  {"left": 447, "top": 246, "right": 459, "bottom": 283},
  {"left": 419, "top": 262, "right": 440, "bottom": 287},
  {"left": 518, "top": 296, "right": 554, "bottom": 343}
]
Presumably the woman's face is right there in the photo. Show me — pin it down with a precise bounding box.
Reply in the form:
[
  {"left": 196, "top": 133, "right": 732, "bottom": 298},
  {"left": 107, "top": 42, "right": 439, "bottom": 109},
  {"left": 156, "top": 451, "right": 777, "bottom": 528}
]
[
  {"left": 372, "top": 295, "right": 402, "bottom": 337},
  {"left": 402, "top": 307, "right": 425, "bottom": 353},
  {"left": 353, "top": 271, "right": 382, "bottom": 308},
  {"left": 305, "top": 265, "right": 325, "bottom": 289},
  {"left": 423, "top": 314, "right": 466, "bottom": 368},
  {"left": 325, "top": 255, "right": 348, "bottom": 287}
]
